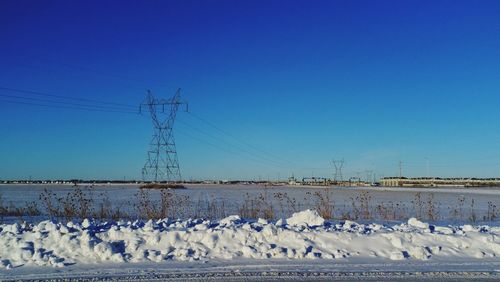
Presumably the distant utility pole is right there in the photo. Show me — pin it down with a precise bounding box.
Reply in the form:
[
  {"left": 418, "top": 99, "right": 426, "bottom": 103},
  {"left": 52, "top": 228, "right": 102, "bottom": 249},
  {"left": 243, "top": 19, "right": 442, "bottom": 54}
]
[
  {"left": 399, "top": 160, "right": 403, "bottom": 178},
  {"left": 425, "top": 158, "right": 430, "bottom": 177},
  {"left": 331, "top": 158, "right": 345, "bottom": 182},
  {"left": 140, "top": 89, "right": 188, "bottom": 182},
  {"left": 365, "top": 170, "right": 373, "bottom": 183},
  {"left": 355, "top": 170, "right": 362, "bottom": 181}
]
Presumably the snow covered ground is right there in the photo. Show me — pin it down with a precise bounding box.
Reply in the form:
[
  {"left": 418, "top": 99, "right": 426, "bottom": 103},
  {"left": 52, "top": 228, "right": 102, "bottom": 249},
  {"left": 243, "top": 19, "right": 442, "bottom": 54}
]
[
  {"left": 2, "top": 185, "right": 500, "bottom": 280},
  {"left": 1, "top": 210, "right": 500, "bottom": 280},
  {"left": 2, "top": 184, "right": 500, "bottom": 223}
]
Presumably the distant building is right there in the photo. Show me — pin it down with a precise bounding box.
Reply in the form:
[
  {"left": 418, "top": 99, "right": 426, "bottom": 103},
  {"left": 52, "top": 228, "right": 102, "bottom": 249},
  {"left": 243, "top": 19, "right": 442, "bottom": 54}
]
[
  {"left": 380, "top": 177, "right": 500, "bottom": 187},
  {"left": 301, "top": 177, "right": 329, "bottom": 186},
  {"left": 288, "top": 176, "right": 300, "bottom": 186}
]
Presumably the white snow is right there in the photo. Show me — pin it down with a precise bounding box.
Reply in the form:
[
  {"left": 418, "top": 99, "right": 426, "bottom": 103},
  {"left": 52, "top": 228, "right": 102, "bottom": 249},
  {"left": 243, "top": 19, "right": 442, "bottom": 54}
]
[
  {"left": 286, "top": 209, "right": 325, "bottom": 227},
  {"left": 1, "top": 210, "right": 500, "bottom": 269},
  {"left": 407, "top": 217, "right": 430, "bottom": 230}
]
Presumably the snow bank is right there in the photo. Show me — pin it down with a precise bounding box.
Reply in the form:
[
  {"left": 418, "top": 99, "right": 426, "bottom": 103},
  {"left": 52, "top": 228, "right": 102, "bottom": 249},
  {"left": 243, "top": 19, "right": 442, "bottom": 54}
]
[
  {"left": 1, "top": 211, "right": 499, "bottom": 269},
  {"left": 286, "top": 209, "right": 325, "bottom": 227}
]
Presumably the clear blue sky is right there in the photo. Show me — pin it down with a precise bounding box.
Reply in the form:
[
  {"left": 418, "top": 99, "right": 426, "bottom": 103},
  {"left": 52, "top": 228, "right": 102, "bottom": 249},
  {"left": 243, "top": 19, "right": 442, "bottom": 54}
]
[{"left": 1, "top": 0, "right": 500, "bottom": 180}]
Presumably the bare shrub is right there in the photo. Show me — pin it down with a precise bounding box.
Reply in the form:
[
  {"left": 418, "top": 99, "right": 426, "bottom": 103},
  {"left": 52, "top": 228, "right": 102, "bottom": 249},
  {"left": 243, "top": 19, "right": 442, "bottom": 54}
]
[
  {"left": 347, "top": 191, "right": 371, "bottom": 220},
  {"left": 395, "top": 202, "right": 408, "bottom": 220},
  {"left": 411, "top": 192, "right": 424, "bottom": 219},
  {"left": 0, "top": 193, "right": 6, "bottom": 221},
  {"left": 38, "top": 187, "right": 94, "bottom": 220},
  {"left": 23, "top": 201, "right": 41, "bottom": 217},
  {"left": 450, "top": 195, "right": 466, "bottom": 221},
  {"left": 165, "top": 190, "right": 190, "bottom": 219},
  {"left": 2, "top": 201, "right": 41, "bottom": 220},
  {"left": 484, "top": 201, "right": 497, "bottom": 221},
  {"left": 457, "top": 195, "right": 466, "bottom": 220},
  {"left": 73, "top": 187, "right": 94, "bottom": 219},
  {"left": 94, "top": 191, "right": 127, "bottom": 220},
  {"left": 469, "top": 199, "right": 476, "bottom": 223},
  {"left": 239, "top": 193, "right": 259, "bottom": 219},
  {"left": 349, "top": 196, "right": 359, "bottom": 220},
  {"left": 134, "top": 188, "right": 191, "bottom": 220},
  {"left": 426, "top": 193, "right": 437, "bottom": 221},
  {"left": 376, "top": 201, "right": 396, "bottom": 220},
  {"left": 192, "top": 194, "right": 227, "bottom": 220},
  {"left": 205, "top": 195, "right": 226, "bottom": 219},
  {"left": 39, "top": 188, "right": 60, "bottom": 218},
  {"left": 273, "top": 192, "right": 298, "bottom": 217},
  {"left": 360, "top": 191, "right": 372, "bottom": 219},
  {"left": 259, "top": 192, "right": 274, "bottom": 219},
  {"left": 312, "top": 189, "right": 333, "bottom": 220},
  {"left": 340, "top": 211, "right": 351, "bottom": 220},
  {"left": 239, "top": 191, "right": 274, "bottom": 220},
  {"left": 134, "top": 189, "right": 160, "bottom": 219}
]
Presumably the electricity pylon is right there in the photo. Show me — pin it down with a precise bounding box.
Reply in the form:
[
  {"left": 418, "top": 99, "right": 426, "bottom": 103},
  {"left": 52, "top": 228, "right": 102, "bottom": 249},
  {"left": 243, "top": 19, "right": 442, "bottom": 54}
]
[
  {"left": 140, "top": 88, "right": 187, "bottom": 182},
  {"left": 331, "top": 158, "right": 345, "bottom": 183}
]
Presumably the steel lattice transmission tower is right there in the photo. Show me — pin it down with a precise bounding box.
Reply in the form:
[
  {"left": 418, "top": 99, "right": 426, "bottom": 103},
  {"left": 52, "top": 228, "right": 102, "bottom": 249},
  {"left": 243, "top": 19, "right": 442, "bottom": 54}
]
[
  {"left": 331, "top": 158, "right": 345, "bottom": 183},
  {"left": 140, "top": 89, "right": 187, "bottom": 182}
]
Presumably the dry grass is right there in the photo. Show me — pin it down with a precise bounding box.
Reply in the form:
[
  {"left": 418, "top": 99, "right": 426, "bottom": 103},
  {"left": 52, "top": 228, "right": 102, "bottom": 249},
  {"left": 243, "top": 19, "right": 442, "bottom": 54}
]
[
  {"left": 1, "top": 188, "right": 498, "bottom": 224},
  {"left": 37, "top": 187, "right": 127, "bottom": 221},
  {"left": 312, "top": 189, "right": 334, "bottom": 220},
  {"left": 485, "top": 201, "right": 497, "bottom": 221},
  {"left": 0, "top": 192, "right": 41, "bottom": 221},
  {"left": 133, "top": 188, "right": 190, "bottom": 219},
  {"left": 239, "top": 191, "right": 274, "bottom": 220},
  {"left": 194, "top": 194, "right": 226, "bottom": 219},
  {"left": 347, "top": 191, "right": 372, "bottom": 220}
]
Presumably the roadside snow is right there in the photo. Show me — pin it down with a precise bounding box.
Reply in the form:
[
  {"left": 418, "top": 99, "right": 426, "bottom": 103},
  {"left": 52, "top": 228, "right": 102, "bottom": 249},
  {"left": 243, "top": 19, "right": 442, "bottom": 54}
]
[
  {"left": 286, "top": 209, "right": 325, "bottom": 227},
  {"left": 1, "top": 210, "right": 499, "bottom": 269},
  {"left": 408, "top": 217, "right": 430, "bottom": 230}
]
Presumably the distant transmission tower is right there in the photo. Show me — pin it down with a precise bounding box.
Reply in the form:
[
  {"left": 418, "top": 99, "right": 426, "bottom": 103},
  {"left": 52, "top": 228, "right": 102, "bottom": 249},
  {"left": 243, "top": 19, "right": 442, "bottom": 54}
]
[
  {"left": 140, "top": 89, "right": 187, "bottom": 182},
  {"left": 331, "top": 158, "right": 345, "bottom": 182}
]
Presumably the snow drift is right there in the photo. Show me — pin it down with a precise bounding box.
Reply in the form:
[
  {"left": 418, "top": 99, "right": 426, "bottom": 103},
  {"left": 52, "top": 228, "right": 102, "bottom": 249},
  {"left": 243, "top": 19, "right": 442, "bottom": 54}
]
[{"left": 1, "top": 209, "right": 499, "bottom": 269}]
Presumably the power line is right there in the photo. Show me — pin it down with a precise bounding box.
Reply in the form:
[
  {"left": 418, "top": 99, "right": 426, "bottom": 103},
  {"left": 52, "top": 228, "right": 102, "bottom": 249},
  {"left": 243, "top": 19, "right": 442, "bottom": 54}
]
[
  {"left": 0, "top": 86, "right": 136, "bottom": 109},
  {"left": 0, "top": 85, "right": 331, "bottom": 174},
  {"left": 177, "top": 119, "right": 293, "bottom": 169},
  {"left": 176, "top": 128, "right": 293, "bottom": 171},
  {"left": 0, "top": 86, "right": 325, "bottom": 171},
  {"left": 12, "top": 54, "right": 169, "bottom": 89},
  {"left": 187, "top": 111, "right": 317, "bottom": 169},
  {"left": 0, "top": 93, "right": 138, "bottom": 113},
  {"left": 0, "top": 99, "right": 138, "bottom": 114},
  {"left": 188, "top": 112, "right": 293, "bottom": 164}
]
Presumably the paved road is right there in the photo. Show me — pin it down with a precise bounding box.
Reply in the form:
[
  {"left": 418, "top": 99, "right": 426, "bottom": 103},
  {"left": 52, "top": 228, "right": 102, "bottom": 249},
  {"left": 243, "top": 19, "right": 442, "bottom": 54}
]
[
  {"left": 4, "top": 271, "right": 499, "bottom": 281},
  {"left": 3, "top": 260, "right": 500, "bottom": 281}
]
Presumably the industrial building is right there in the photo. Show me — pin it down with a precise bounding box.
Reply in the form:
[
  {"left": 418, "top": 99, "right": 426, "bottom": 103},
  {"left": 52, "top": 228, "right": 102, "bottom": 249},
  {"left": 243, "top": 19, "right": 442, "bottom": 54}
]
[{"left": 380, "top": 177, "right": 500, "bottom": 187}]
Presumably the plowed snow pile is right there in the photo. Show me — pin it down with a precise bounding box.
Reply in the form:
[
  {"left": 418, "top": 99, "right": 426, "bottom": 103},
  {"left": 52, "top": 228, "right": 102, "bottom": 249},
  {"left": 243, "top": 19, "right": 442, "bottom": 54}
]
[{"left": 1, "top": 209, "right": 499, "bottom": 269}]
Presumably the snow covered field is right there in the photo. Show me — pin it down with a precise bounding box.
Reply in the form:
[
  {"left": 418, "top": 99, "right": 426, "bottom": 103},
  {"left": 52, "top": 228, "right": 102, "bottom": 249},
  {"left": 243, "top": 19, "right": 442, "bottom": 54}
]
[
  {"left": 1, "top": 209, "right": 500, "bottom": 279},
  {"left": 1, "top": 184, "right": 500, "bottom": 223},
  {"left": 1, "top": 185, "right": 500, "bottom": 280}
]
